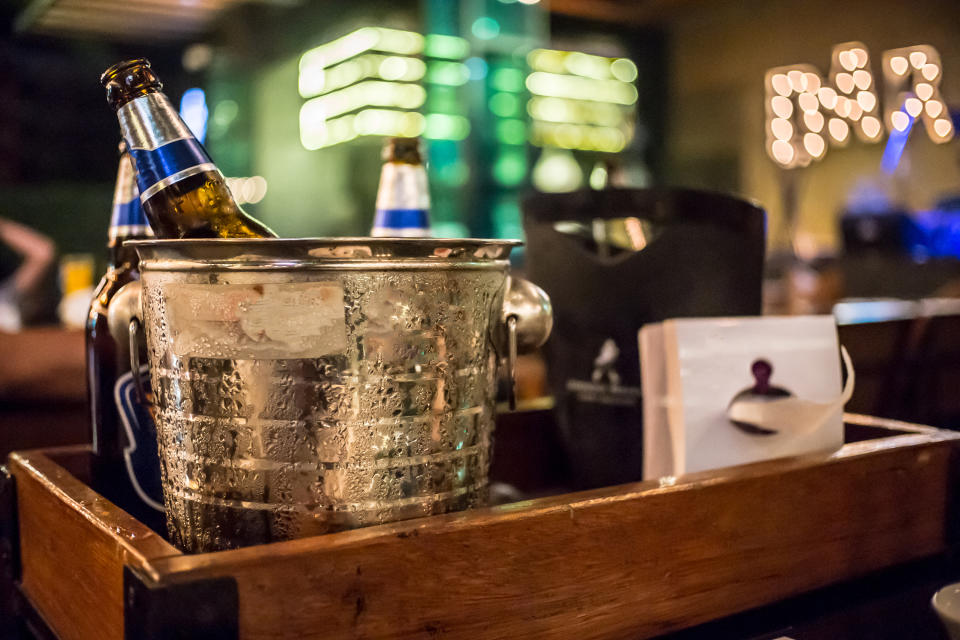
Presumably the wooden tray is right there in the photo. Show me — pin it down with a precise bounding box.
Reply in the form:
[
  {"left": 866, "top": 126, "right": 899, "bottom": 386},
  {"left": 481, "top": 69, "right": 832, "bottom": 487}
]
[{"left": 3, "top": 414, "right": 959, "bottom": 640}]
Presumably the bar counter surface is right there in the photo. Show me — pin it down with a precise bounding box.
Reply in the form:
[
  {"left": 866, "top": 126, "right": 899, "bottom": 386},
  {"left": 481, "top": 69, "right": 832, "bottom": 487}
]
[
  {"left": 2, "top": 413, "right": 958, "bottom": 639},
  {"left": 0, "top": 328, "right": 88, "bottom": 461}
]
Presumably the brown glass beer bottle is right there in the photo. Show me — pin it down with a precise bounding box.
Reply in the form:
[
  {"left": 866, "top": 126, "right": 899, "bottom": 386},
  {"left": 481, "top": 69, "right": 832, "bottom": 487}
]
[
  {"left": 86, "top": 143, "right": 165, "bottom": 521},
  {"left": 100, "top": 58, "right": 276, "bottom": 239}
]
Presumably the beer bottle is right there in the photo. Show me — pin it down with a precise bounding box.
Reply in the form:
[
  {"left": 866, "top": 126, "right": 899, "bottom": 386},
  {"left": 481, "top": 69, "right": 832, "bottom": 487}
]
[
  {"left": 86, "top": 143, "right": 165, "bottom": 518},
  {"left": 371, "top": 137, "right": 432, "bottom": 237},
  {"left": 100, "top": 58, "right": 276, "bottom": 239}
]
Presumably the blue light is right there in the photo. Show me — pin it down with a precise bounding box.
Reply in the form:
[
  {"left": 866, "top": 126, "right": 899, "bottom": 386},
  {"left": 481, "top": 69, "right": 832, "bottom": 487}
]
[
  {"left": 179, "top": 88, "right": 208, "bottom": 143},
  {"left": 465, "top": 57, "right": 488, "bottom": 81},
  {"left": 912, "top": 208, "right": 960, "bottom": 259},
  {"left": 880, "top": 109, "right": 914, "bottom": 175}
]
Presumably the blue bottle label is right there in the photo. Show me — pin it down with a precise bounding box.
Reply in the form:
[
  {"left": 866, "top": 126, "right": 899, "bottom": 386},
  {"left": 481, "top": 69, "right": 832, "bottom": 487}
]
[
  {"left": 114, "top": 365, "right": 164, "bottom": 511},
  {"left": 128, "top": 138, "right": 216, "bottom": 200},
  {"left": 111, "top": 199, "right": 146, "bottom": 227},
  {"left": 371, "top": 163, "right": 432, "bottom": 237},
  {"left": 372, "top": 209, "right": 431, "bottom": 236},
  {"left": 117, "top": 93, "right": 218, "bottom": 201},
  {"left": 109, "top": 153, "right": 152, "bottom": 240}
]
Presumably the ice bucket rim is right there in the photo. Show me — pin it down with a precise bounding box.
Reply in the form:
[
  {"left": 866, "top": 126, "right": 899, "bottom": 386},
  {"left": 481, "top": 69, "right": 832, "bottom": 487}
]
[
  {"left": 125, "top": 237, "right": 523, "bottom": 271},
  {"left": 126, "top": 237, "right": 522, "bottom": 248}
]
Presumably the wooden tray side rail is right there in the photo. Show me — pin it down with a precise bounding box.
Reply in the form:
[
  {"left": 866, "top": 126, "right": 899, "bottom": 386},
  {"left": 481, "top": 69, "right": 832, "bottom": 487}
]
[
  {"left": 138, "top": 415, "right": 960, "bottom": 640},
  {"left": 8, "top": 445, "right": 180, "bottom": 640},
  {"left": 7, "top": 416, "right": 960, "bottom": 640}
]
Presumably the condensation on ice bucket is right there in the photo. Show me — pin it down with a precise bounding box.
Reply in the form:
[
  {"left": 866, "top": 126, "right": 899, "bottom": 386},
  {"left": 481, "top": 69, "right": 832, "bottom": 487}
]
[{"left": 124, "top": 238, "right": 541, "bottom": 553}]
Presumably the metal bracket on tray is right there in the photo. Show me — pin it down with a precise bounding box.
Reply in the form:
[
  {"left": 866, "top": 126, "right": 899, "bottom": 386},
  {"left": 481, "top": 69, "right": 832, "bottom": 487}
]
[{"left": 124, "top": 566, "right": 239, "bottom": 640}]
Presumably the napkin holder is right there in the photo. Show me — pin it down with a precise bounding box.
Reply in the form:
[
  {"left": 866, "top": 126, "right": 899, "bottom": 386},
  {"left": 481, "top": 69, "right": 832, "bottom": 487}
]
[{"left": 640, "top": 316, "right": 853, "bottom": 478}]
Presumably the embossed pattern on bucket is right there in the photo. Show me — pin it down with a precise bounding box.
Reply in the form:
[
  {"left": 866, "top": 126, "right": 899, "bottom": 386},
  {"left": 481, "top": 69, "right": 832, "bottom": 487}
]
[{"left": 133, "top": 239, "right": 516, "bottom": 552}]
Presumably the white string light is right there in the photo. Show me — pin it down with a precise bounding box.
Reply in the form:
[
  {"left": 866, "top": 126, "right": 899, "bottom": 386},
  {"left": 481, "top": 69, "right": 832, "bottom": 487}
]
[
  {"left": 765, "top": 41, "right": 953, "bottom": 167},
  {"left": 883, "top": 44, "right": 953, "bottom": 143}
]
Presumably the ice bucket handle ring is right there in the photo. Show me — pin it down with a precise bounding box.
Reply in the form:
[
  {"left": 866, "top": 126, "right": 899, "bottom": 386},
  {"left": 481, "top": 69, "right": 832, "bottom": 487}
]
[
  {"left": 107, "top": 280, "right": 149, "bottom": 404},
  {"left": 502, "top": 276, "right": 553, "bottom": 409}
]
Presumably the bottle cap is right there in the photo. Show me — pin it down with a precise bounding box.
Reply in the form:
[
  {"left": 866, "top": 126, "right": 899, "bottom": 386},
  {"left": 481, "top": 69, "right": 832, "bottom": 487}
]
[
  {"left": 383, "top": 137, "right": 423, "bottom": 165},
  {"left": 101, "top": 59, "right": 162, "bottom": 110}
]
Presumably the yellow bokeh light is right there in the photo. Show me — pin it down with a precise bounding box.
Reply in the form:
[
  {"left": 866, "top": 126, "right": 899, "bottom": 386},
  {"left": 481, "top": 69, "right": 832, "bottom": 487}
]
[
  {"left": 852, "top": 70, "right": 872, "bottom": 90},
  {"left": 817, "top": 87, "right": 838, "bottom": 110},
  {"left": 889, "top": 56, "right": 909, "bottom": 76},
  {"left": 301, "top": 81, "right": 424, "bottom": 121},
  {"left": 934, "top": 118, "right": 953, "bottom": 138},
  {"left": 299, "top": 54, "right": 425, "bottom": 98},
  {"left": 891, "top": 111, "right": 910, "bottom": 131},
  {"left": 610, "top": 59, "right": 638, "bottom": 83},
  {"left": 771, "top": 117, "right": 793, "bottom": 140},
  {"left": 861, "top": 116, "right": 881, "bottom": 138},
  {"left": 379, "top": 56, "right": 409, "bottom": 80},
  {"left": 904, "top": 97, "right": 923, "bottom": 117},
  {"left": 528, "top": 96, "right": 624, "bottom": 127},
  {"left": 835, "top": 97, "right": 851, "bottom": 118},
  {"left": 851, "top": 48, "right": 869, "bottom": 68},
  {"left": 787, "top": 70, "right": 805, "bottom": 92},
  {"left": 566, "top": 51, "right": 612, "bottom": 80},
  {"left": 922, "top": 64, "right": 940, "bottom": 81},
  {"left": 527, "top": 49, "right": 567, "bottom": 74},
  {"left": 526, "top": 71, "right": 638, "bottom": 105},
  {"left": 803, "top": 132, "right": 825, "bottom": 157},
  {"left": 772, "top": 74, "right": 791, "bottom": 96},
  {"left": 835, "top": 73, "right": 855, "bottom": 94},
  {"left": 828, "top": 118, "right": 849, "bottom": 142},
  {"left": 532, "top": 122, "right": 628, "bottom": 152},
  {"left": 771, "top": 139, "right": 795, "bottom": 165},
  {"left": 798, "top": 92, "right": 819, "bottom": 113},
  {"left": 771, "top": 95, "right": 793, "bottom": 119},
  {"left": 838, "top": 50, "right": 857, "bottom": 72},
  {"left": 804, "top": 110, "right": 824, "bottom": 133},
  {"left": 847, "top": 101, "right": 863, "bottom": 121}
]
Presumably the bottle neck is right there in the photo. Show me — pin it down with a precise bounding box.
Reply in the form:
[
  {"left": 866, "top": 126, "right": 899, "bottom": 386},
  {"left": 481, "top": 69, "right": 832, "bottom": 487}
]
[
  {"left": 107, "top": 218, "right": 151, "bottom": 268},
  {"left": 108, "top": 151, "right": 152, "bottom": 269},
  {"left": 116, "top": 91, "right": 219, "bottom": 202},
  {"left": 372, "top": 162, "right": 432, "bottom": 238},
  {"left": 107, "top": 237, "right": 146, "bottom": 270},
  {"left": 107, "top": 203, "right": 151, "bottom": 269}
]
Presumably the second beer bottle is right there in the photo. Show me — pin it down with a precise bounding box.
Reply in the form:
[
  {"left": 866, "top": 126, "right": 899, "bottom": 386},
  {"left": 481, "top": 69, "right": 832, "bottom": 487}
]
[
  {"left": 371, "top": 137, "right": 432, "bottom": 237},
  {"left": 100, "top": 59, "right": 276, "bottom": 239},
  {"left": 87, "top": 142, "right": 165, "bottom": 528}
]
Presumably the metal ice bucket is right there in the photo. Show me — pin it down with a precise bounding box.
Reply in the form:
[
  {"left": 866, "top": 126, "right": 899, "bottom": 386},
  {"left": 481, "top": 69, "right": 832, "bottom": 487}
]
[{"left": 108, "top": 238, "right": 551, "bottom": 552}]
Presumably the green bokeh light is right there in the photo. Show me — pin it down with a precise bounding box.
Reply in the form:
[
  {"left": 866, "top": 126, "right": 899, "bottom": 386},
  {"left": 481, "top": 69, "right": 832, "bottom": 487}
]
[
  {"left": 489, "top": 92, "right": 520, "bottom": 117},
  {"left": 495, "top": 119, "right": 527, "bottom": 145},
  {"left": 492, "top": 198, "right": 524, "bottom": 240},
  {"left": 427, "top": 85, "right": 461, "bottom": 114},
  {"left": 424, "top": 34, "right": 470, "bottom": 60},
  {"left": 492, "top": 149, "right": 527, "bottom": 186},
  {"left": 426, "top": 61, "right": 470, "bottom": 86},
  {"left": 433, "top": 160, "right": 470, "bottom": 186},
  {"left": 491, "top": 67, "right": 525, "bottom": 92},
  {"left": 424, "top": 113, "right": 471, "bottom": 140},
  {"left": 433, "top": 220, "right": 471, "bottom": 238}
]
